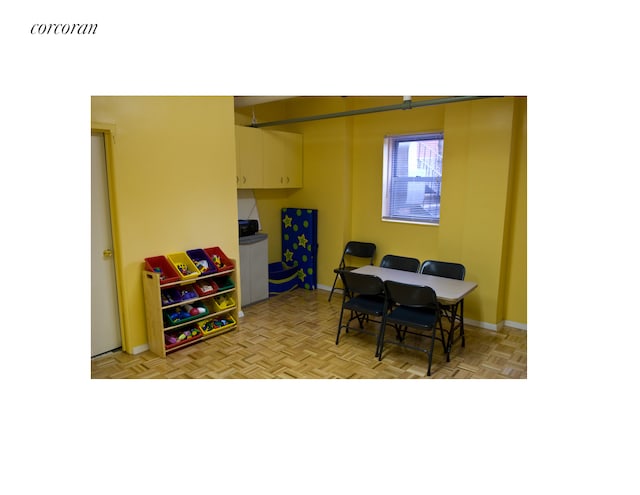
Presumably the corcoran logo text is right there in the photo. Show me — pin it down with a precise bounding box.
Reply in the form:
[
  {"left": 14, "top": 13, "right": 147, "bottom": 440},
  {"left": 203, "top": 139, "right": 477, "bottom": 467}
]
[{"left": 31, "top": 23, "right": 98, "bottom": 35}]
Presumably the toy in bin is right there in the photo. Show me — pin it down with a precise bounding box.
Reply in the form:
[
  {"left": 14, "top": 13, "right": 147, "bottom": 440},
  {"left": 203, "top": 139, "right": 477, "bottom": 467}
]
[
  {"left": 194, "top": 279, "right": 218, "bottom": 296},
  {"left": 212, "top": 255, "right": 225, "bottom": 269},
  {"left": 167, "top": 304, "right": 206, "bottom": 324},
  {"left": 199, "top": 316, "right": 235, "bottom": 334},
  {"left": 186, "top": 248, "right": 217, "bottom": 276},
  {"left": 161, "top": 288, "right": 181, "bottom": 306},
  {"left": 204, "top": 247, "right": 234, "bottom": 272},
  {"left": 199, "top": 319, "right": 216, "bottom": 333},
  {"left": 177, "top": 263, "right": 194, "bottom": 277},
  {"left": 194, "top": 259, "right": 210, "bottom": 273},
  {"left": 167, "top": 252, "right": 200, "bottom": 280},
  {"left": 165, "top": 327, "right": 200, "bottom": 346},
  {"left": 213, "top": 294, "right": 235, "bottom": 311},
  {"left": 213, "top": 317, "right": 233, "bottom": 328},
  {"left": 178, "top": 286, "right": 198, "bottom": 301}
]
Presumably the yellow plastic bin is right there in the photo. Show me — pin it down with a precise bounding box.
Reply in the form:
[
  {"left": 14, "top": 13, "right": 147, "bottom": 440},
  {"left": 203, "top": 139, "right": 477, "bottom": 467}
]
[
  {"left": 198, "top": 315, "right": 236, "bottom": 336},
  {"left": 213, "top": 294, "right": 236, "bottom": 312},
  {"left": 167, "top": 252, "right": 200, "bottom": 280}
]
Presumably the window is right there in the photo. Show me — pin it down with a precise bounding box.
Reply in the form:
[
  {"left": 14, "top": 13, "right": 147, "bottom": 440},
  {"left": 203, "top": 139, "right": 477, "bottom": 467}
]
[{"left": 382, "top": 131, "right": 444, "bottom": 225}]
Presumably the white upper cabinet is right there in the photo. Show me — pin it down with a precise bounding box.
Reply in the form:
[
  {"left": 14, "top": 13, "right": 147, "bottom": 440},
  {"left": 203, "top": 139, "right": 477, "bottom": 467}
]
[{"left": 235, "top": 126, "right": 302, "bottom": 189}]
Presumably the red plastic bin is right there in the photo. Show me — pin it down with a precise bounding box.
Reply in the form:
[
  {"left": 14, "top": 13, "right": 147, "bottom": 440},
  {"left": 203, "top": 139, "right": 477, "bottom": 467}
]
[
  {"left": 194, "top": 279, "right": 218, "bottom": 297},
  {"left": 144, "top": 256, "right": 180, "bottom": 285},
  {"left": 164, "top": 327, "right": 202, "bottom": 350},
  {"left": 204, "top": 247, "right": 235, "bottom": 272}
]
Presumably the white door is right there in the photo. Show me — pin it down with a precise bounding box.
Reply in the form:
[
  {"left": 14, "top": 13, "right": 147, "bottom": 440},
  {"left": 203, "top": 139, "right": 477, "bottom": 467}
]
[{"left": 91, "top": 131, "right": 122, "bottom": 356}]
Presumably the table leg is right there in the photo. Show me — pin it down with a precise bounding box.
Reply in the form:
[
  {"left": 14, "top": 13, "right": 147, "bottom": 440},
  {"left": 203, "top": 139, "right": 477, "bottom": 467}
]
[
  {"left": 459, "top": 299, "right": 465, "bottom": 347},
  {"left": 444, "top": 300, "right": 464, "bottom": 356}
]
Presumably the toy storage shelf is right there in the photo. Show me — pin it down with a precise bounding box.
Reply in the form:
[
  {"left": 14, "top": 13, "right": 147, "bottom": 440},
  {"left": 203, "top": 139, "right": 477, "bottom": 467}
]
[{"left": 142, "top": 261, "right": 238, "bottom": 357}]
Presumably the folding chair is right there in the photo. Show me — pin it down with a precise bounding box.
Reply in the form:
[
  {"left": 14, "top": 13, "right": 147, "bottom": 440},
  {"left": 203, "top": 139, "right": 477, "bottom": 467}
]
[
  {"left": 420, "top": 260, "right": 466, "bottom": 348},
  {"left": 336, "top": 270, "right": 386, "bottom": 356},
  {"left": 328, "top": 241, "right": 376, "bottom": 301},
  {"left": 380, "top": 254, "right": 420, "bottom": 273},
  {"left": 378, "top": 280, "right": 447, "bottom": 376}
]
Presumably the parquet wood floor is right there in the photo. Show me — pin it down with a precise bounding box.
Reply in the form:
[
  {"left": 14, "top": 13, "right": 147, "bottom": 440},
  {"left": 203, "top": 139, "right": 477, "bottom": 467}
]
[{"left": 91, "top": 288, "right": 527, "bottom": 379}]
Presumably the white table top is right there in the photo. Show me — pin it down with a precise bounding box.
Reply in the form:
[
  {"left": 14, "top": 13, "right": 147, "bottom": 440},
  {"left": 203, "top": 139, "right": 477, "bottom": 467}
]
[{"left": 352, "top": 265, "right": 478, "bottom": 305}]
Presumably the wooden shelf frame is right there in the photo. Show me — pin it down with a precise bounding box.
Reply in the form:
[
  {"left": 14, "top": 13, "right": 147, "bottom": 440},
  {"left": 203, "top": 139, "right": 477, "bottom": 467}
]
[{"left": 142, "top": 261, "right": 238, "bottom": 357}]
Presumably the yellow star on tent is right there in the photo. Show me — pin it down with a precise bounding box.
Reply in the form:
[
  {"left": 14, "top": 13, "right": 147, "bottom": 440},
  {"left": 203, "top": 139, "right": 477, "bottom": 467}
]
[
  {"left": 283, "top": 215, "right": 293, "bottom": 228},
  {"left": 297, "top": 269, "right": 306, "bottom": 281},
  {"left": 284, "top": 249, "right": 294, "bottom": 262},
  {"left": 297, "top": 233, "right": 308, "bottom": 248}
]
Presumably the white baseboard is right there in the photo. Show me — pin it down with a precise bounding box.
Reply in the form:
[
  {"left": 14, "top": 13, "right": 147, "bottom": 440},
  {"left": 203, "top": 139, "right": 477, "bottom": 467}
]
[
  {"left": 132, "top": 343, "right": 149, "bottom": 355},
  {"left": 465, "top": 318, "right": 500, "bottom": 331},
  {"left": 465, "top": 319, "right": 527, "bottom": 331},
  {"left": 503, "top": 320, "right": 527, "bottom": 331}
]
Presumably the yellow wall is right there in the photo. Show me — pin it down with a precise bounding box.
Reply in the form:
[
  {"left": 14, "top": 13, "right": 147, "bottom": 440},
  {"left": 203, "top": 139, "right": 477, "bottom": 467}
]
[
  {"left": 503, "top": 98, "right": 527, "bottom": 324},
  {"left": 237, "top": 96, "right": 527, "bottom": 327},
  {"left": 236, "top": 97, "right": 354, "bottom": 289},
  {"left": 441, "top": 98, "right": 517, "bottom": 324},
  {"left": 91, "top": 96, "right": 239, "bottom": 353}
]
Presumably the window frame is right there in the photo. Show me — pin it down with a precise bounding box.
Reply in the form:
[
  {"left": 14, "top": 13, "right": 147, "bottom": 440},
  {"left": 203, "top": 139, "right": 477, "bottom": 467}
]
[{"left": 381, "top": 131, "right": 444, "bottom": 226}]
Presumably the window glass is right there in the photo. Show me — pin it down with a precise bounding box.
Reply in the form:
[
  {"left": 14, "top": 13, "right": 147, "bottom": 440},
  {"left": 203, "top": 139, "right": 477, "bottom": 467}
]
[{"left": 382, "top": 132, "right": 444, "bottom": 224}]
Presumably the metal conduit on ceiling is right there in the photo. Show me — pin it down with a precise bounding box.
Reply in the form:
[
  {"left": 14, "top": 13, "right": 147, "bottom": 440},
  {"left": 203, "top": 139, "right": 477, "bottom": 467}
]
[{"left": 249, "top": 96, "right": 498, "bottom": 128}]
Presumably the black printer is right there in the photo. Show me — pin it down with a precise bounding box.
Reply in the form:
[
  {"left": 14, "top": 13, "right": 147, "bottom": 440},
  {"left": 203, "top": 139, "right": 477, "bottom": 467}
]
[{"left": 238, "top": 219, "right": 259, "bottom": 237}]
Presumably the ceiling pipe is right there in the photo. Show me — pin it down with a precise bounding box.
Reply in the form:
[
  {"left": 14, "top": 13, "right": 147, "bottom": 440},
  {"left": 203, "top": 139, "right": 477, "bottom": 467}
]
[{"left": 249, "top": 96, "right": 497, "bottom": 128}]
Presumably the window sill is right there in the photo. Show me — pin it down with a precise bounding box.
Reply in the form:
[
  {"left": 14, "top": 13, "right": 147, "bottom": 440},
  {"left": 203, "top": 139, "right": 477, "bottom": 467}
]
[{"left": 381, "top": 217, "right": 440, "bottom": 227}]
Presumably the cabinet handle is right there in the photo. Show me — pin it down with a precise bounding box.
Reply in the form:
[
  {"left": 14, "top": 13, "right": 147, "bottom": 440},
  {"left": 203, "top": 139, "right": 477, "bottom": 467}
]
[{"left": 243, "top": 176, "right": 247, "bottom": 184}]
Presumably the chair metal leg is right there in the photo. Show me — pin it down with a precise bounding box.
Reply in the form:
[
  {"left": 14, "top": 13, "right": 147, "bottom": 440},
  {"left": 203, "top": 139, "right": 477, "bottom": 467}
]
[
  {"left": 328, "top": 272, "right": 341, "bottom": 302},
  {"left": 436, "top": 317, "right": 449, "bottom": 361},
  {"left": 336, "top": 301, "right": 347, "bottom": 344},
  {"left": 440, "top": 301, "right": 463, "bottom": 357},
  {"left": 375, "top": 320, "right": 385, "bottom": 359},
  {"left": 377, "top": 317, "right": 388, "bottom": 359},
  {"left": 446, "top": 300, "right": 464, "bottom": 351},
  {"left": 438, "top": 321, "right": 451, "bottom": 363},
  {"left": 426, "top": 327, "right": 437, "bottom": 376}
]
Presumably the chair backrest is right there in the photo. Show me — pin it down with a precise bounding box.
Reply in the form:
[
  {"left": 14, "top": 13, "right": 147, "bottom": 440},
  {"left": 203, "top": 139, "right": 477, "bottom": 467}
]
[
  {"left": 340, "top": 270, "right": 385, "bottom": 297},
  {"left": 384, "top": 280, "right": 438, "bottom": 310},
  {"left": 380, "top": 254, "right": 420, "bottom": 273},
  {"left": 420, "top": 260, "right": 466, "bottom": 280},
  {"left": 344, "top": 241, "right": 376, "bottom": 259},
  {"left": 339, "top": 241, "right": 376, "bottom": 267}
]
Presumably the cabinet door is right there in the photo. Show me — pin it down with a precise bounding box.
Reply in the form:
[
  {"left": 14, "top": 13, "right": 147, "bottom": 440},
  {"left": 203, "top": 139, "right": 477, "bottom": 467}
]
[
  {"left": 239, "top": 240, "right": 268, "bottom": 306},
  {"left": 239, "top": 244, "right": 252, "bottom": 305},
  {"left": 235, "top": 126, "right": 263, "bottom": 189},
  {"left": 262, "top": 130, "right": 303, "bottom": 188}
]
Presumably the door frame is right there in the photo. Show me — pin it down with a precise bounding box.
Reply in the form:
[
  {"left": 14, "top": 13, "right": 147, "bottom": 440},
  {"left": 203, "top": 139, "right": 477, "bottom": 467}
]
[{"left": 92, "top": 122, "right": 127, "bottom": 353}]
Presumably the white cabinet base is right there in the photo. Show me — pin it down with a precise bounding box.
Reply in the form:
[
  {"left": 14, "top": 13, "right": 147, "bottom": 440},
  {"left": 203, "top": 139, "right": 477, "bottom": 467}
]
[{"left": 239, "top": 234, "right": 269, "bottom": 307}]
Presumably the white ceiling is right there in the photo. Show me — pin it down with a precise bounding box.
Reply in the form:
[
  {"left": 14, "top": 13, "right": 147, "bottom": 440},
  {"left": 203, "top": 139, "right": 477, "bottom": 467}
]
[{"left": 233, "top": 96, "right": 296, "bottom": 108}]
